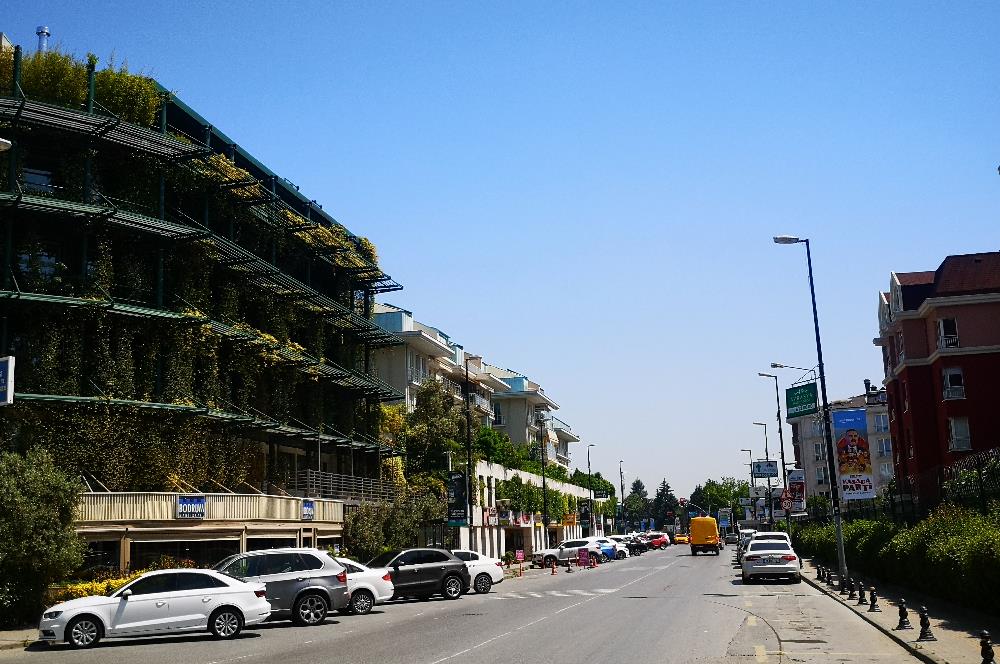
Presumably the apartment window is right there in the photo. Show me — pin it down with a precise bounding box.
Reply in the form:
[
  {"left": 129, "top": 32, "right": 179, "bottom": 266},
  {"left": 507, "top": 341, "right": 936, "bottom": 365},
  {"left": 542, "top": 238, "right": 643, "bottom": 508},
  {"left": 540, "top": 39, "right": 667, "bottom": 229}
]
[
  {"left": 937, "top": 318, "right": 959, "bottom": 349},
  {"left": 813, "top": 442, "right": 826, "bottom": 461},
  {"left": 811, "top": 419, "right": 824, "bottom": 437},
  {"left": 948, "top": 417, "right": 971, "bottom": 451},
  {"left": 879, "top": 462, "right": 893, "bottom": 479},
  {"left": 873, "top": 413, "right": 889, "bottom": 433},
  {"left": 876, "top": 437, "right": 892, "bottom": 458},
  {"left": 902, "top": 381, "right": 909, "bottom": 412},
  {"left": 492, "top": 402, "right": 504, "bottom": 426},
  {"left": 896, "top": 331, "right": 905, "bottom": 362},
  {"left": 942, "top": 367, "right": 965, "bottom": 400},
  {"left": 815, "top": 466, "right": 829, "bottom": 485}
]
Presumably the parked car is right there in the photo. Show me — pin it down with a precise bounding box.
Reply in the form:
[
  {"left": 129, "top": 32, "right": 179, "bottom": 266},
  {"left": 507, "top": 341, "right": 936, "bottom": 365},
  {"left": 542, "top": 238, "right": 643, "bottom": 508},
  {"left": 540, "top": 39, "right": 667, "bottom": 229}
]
[
  {"left": 452, "top": 550, "right": 505, "bottom": 593},
  {"left": 601, "top": 536, "right": 631, "bottom": 559},
  {"left": 531, "top": 538, "right": 601, "bottom": 568},
  {"left": 736, "top": 529, "right": 757, "bottom": 563},
  {"left": 593, "top": 537, "right": 625, "bottom": 560},
  {"left": 214, "top": 547, "right": 349, "bottom": 626},
  {"left": 646, "top": 533, "right": 670, "bottom": 549},
  {"left": 748, "top": 531, "right": 792, "bottom": 545},
  {"left": 38, "top": 569, "right": 271, "bottom": 649},
  {"left": 615, "top": 535, "right": 647, "bottom": 555},
  {"left": 673, "top": 533, "right": 689, "bottom": 545},
  {"left": 741, "top": 540, "right": 801, "bottom": 584},
  {"left": 333, "top": 557, "right": 395, "bottom": 614},
  {"left": 724, "top": 531, "right": 740, "bottom": 545},
  {"left": 368, "top": 548, "right": 471, "bottom": 600}
]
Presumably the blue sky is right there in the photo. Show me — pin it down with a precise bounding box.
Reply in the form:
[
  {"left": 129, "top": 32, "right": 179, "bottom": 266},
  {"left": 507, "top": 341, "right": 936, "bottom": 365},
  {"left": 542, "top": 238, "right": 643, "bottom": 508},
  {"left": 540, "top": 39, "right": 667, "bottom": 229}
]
[{"left": 7, "top": 3, "right": 999, "bottom": 498}]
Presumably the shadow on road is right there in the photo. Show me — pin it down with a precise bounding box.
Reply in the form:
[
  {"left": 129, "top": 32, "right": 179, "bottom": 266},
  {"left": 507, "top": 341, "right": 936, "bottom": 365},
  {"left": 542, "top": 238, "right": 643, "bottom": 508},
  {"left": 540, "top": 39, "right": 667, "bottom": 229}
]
[{"left": 34, "top": 632, "right": 261, "bottom": 651}]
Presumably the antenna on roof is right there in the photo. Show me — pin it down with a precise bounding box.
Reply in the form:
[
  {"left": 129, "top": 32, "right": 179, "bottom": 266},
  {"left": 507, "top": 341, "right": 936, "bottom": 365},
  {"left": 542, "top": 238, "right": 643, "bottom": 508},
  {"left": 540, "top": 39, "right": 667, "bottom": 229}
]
[{"left": 36, "top": 26, "right": 49, "bottom": 52}]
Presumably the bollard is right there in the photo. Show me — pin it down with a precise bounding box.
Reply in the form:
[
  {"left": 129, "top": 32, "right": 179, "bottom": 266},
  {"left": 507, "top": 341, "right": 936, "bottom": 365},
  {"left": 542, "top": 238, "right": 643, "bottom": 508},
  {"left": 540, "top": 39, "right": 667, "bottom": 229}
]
[
  {"left": 895, "top": 599, "right": 913, "bottom": 630},
  {"left": 565, "top": 559, "right": 574, "bottom": 573},
  {"left": 839, "top": 575, "right": 849, "bottom": 595},
  {"left": 817, "top": 565, "right": 825, "bottom": 581},
  {"left": 982, "top": 631, "right": 995, "bottom": 664},
  {"left": 848, "top": 578, "right": 857, "bottom": 600},
  {"left": 827, "top": 572, "right": 836, "bottom": 588},
  {"left": 917, "top": 606, "right": 936, "bottom": 642},
  {"left": 551, "top": 560, "right": 557, "bottom": 575},
  {"left": 857, "top": 581, "right": 868, "bottom": 606},
  {"left": 869, "top": 586, "right": 882, "bottom": 612}
]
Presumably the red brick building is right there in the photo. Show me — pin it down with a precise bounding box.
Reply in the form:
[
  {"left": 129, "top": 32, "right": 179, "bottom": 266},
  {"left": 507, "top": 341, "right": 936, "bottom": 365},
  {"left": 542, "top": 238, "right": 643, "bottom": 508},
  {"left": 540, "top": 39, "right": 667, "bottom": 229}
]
[{"left": 876, "top": 252, "right": 1000, "bottom": 503}]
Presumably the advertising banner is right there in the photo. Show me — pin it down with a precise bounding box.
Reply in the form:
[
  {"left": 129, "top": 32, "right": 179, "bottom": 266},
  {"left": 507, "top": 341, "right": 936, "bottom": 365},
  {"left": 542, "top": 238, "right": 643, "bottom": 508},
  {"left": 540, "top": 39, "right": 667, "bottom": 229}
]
[
  {"left": 301, "top": 499, "right": 315, "bottom": 521},
  {"left": 786, "top": 382, "right": 819, "bottom": 417},
  {"left": 832, "top": 409, "right": 875, "bottom": 500},
  {"left": 579, "top": 499, "right": 591, "bottom": 529},
  {"left": 0, "top": 356, "right": 14, "bottom": 406},
  {"left": 787, "top": 469, "right": 806, "bottom": 510},
  {"left": 752, "top": 460, "right": 779, "bottom": 478},
  {"left": 176, "top": 495, "right": 206, "bottom": 519},
  {"left": 447, "top": 470, "right": 467, "bottom": 526}
]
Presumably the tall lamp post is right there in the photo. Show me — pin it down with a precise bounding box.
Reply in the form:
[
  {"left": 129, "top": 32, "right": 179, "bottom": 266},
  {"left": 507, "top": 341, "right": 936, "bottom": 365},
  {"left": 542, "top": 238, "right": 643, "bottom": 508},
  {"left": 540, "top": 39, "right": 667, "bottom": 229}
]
[
  {"left": 586, "top": 444, "right": 595, "bottom": 535},
  {"left": 740, "top": 448, "right": 755, "bottom": 522},
  {"left": 774, "top": 234, "right": 847, "bottom": 581},
  {"left": 753, "top": 422, "right": 773, "bottom": 528},
  {"left": 759, "top": 372, "right": 791, "bottom": 533},
  {"left": 537, "top": 413, "right": 549, "bottom": 549},
  {"left": 464, "top": 357, "right": 473, "bottom": 546},
  {"left": 619, "top": 460, "right": 626, "bottom": 534}
]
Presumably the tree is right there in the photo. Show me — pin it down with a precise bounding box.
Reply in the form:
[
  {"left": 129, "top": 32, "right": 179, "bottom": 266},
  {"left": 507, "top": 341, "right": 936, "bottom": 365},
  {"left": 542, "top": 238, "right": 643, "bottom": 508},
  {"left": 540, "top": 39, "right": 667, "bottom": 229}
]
[
  {"left": 402, "top": 380, "right": 464, "bottom": 477},
  {"left": 651, "top": 479, "right": 679, "bottom": 524},
  {"left": 0, "top": 448, "right": 87, "bottom": 626},
  {"left": 630, "top": 478, "right": 648, "bottom": 500},
  {"left": 700, "top": 477, "right": 749, "bottom": 516}
]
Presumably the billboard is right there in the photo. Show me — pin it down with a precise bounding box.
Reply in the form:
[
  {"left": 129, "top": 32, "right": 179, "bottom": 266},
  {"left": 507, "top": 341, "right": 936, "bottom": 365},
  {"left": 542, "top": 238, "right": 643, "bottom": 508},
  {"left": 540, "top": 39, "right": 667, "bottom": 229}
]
[
  {"left": 832, "top": 408, "right": 875, "bottom": 500},
  {"left": 786, "top": 382, "right": 819, "bottom": 417},
  {"left": 447, "top": 470, "right": 467, "bottom": 526},
  {"left": 752, "top": 460, "right": 779, "bottom": 478},
  {"left": 787, "top": 469, "right": 806, "bottom": 510},
  {"left": 0, "top": 356, "right": 13, "bottom": 406}
]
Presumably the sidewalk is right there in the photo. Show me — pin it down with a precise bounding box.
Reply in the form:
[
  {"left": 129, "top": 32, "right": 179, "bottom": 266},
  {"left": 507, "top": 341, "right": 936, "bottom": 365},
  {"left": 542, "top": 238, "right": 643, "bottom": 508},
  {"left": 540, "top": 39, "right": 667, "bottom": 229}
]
[
  {"left": 802, "top": 558, "right": 1000, "bottom": 664},
  {"left": 0, "top": 628, "right": 36, "bottom": 651}
]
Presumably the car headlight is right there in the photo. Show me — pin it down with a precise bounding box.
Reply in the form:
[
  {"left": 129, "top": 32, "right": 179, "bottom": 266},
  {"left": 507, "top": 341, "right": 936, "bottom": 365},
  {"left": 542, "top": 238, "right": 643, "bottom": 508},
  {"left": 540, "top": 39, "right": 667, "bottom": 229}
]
[{"left": 42, "top": 611, "right": 62, "bottom": 620}]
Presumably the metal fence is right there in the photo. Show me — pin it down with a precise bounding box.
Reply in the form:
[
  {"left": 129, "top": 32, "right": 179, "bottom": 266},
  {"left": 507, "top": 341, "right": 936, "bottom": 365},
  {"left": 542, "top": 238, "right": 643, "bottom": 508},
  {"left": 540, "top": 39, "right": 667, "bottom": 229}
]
[{"left": 293, "top": 470, "right": 396, "bottom": 503}]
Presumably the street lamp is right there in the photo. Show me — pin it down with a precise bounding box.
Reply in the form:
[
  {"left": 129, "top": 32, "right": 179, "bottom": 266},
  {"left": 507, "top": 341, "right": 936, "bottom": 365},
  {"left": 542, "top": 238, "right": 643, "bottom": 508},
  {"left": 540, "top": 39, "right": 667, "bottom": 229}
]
[
  {"left": 586, "top": 444, "right": 596, "bottom": 535},
  {"left": 774, "top": 234, "right": 848, "bottom": 581},
  {"left": 759, "top": 372, "right": 791, "bottom": 533},
  {"left": 740, "top": 448, "right": 755, "bottom": 522},
  {"left": 753, "top": 422, "right": 773, "bottom": 528},
  {"left": 619, "top": 460, "right": 626, "bottom": 534},
  {"left": 537, "top": 412, "right": 549, "bottom": 549}
]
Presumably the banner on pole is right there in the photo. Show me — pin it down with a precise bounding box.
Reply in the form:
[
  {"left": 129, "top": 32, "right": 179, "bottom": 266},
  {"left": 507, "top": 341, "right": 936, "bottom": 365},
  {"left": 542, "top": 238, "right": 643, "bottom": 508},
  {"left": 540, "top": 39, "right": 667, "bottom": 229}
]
[
  {"left": 787, "top": 468, "right": 806, "bottom": 510},
  {"left": 833, "top": 409, "right": 875, "bottom": 500}
]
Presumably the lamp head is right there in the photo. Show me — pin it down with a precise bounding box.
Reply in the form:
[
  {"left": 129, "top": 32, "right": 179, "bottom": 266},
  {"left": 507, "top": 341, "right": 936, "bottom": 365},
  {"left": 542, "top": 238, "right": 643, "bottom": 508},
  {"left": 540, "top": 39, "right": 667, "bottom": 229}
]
[
  {"left": 773, "top": 235, "right": 802, "bottom": 245},
  {"left": 753, "top": 422, "right": 766, "bottom": 426},
  {"left": 758, "top": 372, "right": 777, "bottom": 378},
  {"left": 770, "top": 362, "right": 783, "bottom": 368}
]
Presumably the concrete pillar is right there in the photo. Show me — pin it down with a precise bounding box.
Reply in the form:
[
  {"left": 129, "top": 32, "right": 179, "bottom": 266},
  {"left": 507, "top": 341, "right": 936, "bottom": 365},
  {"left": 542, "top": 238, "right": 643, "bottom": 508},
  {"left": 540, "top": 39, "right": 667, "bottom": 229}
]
[
  {"left": 119, "top": 534, "right": 132, "bottom": 572},
  {"left": 240, "top": 528, "right": 247, "bottom": 553}
]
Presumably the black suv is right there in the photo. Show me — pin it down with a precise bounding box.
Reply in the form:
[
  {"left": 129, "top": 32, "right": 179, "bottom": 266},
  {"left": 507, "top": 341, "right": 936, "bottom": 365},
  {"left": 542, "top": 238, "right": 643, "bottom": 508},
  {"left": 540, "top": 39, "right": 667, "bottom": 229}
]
[{"left": 368, "top": 548, "right": 471, "bottom": 600}]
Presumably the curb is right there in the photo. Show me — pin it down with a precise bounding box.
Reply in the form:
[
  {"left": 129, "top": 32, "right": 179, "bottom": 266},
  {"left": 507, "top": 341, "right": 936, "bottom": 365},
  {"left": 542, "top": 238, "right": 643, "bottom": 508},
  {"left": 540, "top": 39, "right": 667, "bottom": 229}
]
[
  {"left": 0, "top": 639, "right": 35, "bottom": 651},
  {"left": 801, "top": 573, "right": 947, "bottom": 664}
]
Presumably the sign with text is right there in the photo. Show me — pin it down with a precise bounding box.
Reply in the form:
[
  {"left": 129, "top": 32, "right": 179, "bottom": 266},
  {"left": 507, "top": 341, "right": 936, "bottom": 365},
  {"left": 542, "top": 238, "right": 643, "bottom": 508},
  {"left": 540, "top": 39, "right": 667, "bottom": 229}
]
[
  {"left": 0, "top": 356, "right": 13, "bottom": 406},
  {"left": 750, "top": 485, "right": 768, "bottom": 498},
  {"left": 738, "top": 497, "right": 753, "bottom": 506},
  {"left": 515, "top": 549, "right": 524, "bottom": 562},
  {"left": 176, "top": 494, "right": 206, "bottom": 519},
  {"left": 787, "top": 469, "right": 806, "bottom": 510},
  {"left": 302, "top": 499, "right": 315, "bottom": 521},
  {"left": 447, "top": 470, "right": 467, "bottom": 526},
  {"left": 786, "top": 382, "right": 819, "bottom": 418},
  {"left": 577, "top": 547, "right": 590, "bottom": 567},
  {"left": 594, "top": 490, "right": 609, "bottom": 500},
  {"left": 833, "top": 409, "right": 875, "bottom": 500},
  {"left": 752, "top": 460, "right": 779, "bottom": 478}
]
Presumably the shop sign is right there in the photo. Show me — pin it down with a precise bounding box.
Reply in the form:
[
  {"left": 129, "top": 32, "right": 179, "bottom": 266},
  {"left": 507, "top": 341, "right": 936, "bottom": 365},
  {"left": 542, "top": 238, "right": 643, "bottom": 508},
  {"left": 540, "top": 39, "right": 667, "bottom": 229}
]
[
  {"left": 302, "top": 499, "right": 315, "bottom": 521},
  {"left": 499, "top": 511, "right": 512, "bottom": 526},
  {"left": 593, "top": 490, "right": 609, "bottom": 500},
  {"left": 482, "top": 507, "right": 498, "bottom": 526},
  {"left": 0, "top": 356, "right": 13, "bottom": 406},
  {"left": 787, "top": 469, "right": 806, "bottom": 510},
  {"left": 176, "top": 494, "right": 206, "bottom": 519}
]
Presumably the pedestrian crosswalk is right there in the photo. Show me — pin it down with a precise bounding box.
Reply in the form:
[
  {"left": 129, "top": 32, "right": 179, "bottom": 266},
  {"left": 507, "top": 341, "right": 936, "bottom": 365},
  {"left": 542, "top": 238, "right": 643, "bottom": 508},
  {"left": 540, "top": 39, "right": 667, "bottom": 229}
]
[{"left": 490, "top": 588, "right": 619, "bottom": 600}]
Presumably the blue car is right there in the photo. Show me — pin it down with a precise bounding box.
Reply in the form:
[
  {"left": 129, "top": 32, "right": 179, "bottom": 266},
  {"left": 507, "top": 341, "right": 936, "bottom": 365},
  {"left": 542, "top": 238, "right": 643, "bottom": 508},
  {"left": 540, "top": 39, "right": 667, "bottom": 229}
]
[{"left": 592, "top": 538, "right": 619, "bottom": 562}]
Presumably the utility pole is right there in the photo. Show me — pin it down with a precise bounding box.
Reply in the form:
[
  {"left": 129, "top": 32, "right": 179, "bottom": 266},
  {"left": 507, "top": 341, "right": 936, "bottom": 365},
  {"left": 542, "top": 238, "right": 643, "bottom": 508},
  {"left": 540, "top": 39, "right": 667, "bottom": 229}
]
[
  {"left": 586, "top": 443, "right": 595, "bottom": 536},
  {"left": 464, "top": 357, "right": 473, "bottom": 548},
  {"left": 754, "top": 422, "right": 773, "bottom": 529},
  {"left": 741, "top": 448, "right": 755, "bottom": 523},
  {"left": 619, "top": 460, "right": 626, "bottom": 534},
  {"left": 538, "top": 413, "right": 549, "bottom": 549},
  {"left": 761, "top": 373, "right": 791, "bottom": 533}
]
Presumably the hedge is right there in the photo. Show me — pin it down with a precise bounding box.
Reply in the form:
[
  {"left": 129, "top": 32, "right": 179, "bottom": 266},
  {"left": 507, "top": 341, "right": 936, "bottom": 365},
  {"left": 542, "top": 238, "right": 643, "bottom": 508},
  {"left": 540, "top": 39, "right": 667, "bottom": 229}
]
[{"left": 792, "top": 503, "right": 1000, "bottom": 612}]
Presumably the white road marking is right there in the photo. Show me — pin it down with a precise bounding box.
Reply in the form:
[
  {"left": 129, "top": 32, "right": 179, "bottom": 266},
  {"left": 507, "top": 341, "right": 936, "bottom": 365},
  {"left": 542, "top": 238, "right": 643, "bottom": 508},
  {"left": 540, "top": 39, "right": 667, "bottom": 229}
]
[{"left": 547, "top": 591, "right": 571, "bottom": 596}]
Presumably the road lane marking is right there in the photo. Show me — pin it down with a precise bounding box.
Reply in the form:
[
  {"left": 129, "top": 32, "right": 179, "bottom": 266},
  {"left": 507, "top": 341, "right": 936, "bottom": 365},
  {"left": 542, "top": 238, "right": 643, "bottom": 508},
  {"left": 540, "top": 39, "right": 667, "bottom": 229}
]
[
  {"left": 754, "top": 645, "right": 768, "bottom": 662},
  {"left": 744, "top": 600, "right": 753, "bottom": 608},
  {"left": 547, "top": 591, "right": 571, "bottom": 596},
  {"left": 569, "top": 590, "right": 596, "bottom": 595},
  {"left": 747, "top": 616, "right": 757, "bottom": 626},
  {"left": 527, "top": 592, "right": 543, "bottom": 597}
]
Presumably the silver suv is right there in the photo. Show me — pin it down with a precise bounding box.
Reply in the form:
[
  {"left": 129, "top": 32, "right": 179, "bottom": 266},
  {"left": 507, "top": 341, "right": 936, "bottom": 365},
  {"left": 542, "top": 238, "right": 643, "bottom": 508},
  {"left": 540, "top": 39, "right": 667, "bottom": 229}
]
[{"left": 214, "top": 548, "right": 349, "bottom": 626}]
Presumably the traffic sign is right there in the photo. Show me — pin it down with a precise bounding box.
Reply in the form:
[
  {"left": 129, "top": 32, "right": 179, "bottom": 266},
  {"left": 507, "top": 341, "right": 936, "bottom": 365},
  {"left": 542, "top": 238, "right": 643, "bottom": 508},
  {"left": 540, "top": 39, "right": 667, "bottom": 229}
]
[
  {"left": 679, "top": 498, "right": 688, "bottom": 506},
  {"left": 781, "top": 498, "right": 792, "bottom": 511}
]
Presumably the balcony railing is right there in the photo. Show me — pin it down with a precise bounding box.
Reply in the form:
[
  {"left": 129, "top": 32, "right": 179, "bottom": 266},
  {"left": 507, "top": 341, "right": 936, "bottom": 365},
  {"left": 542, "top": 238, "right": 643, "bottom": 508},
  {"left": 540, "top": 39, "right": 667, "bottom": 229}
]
[
  {"left": 408, "top": 367, "right": 432, "bottom": 385},
  {"left": 470, "top": 392, "right": 492, "bottom": 412},
  {"left": 440, "top": 375, "right": 463, "bottom": 397},
  {"left": 77, "top": 492, "right": 344, "bottom": 523},
  {"left": 943, "top": 386, "right": 966, "bottom": 400},
  {"left": 293, "top": 469, "right": 396, "bottom": 503},
  {"left": 938, "top": 335, "right": 960, "bottom": 349}
]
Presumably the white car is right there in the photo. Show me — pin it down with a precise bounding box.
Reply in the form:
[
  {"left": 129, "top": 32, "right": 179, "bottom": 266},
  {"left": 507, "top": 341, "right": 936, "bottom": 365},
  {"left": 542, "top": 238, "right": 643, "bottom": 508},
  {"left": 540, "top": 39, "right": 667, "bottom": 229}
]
[
  {"left": 741, "top": 540, "right": 802, "bottom": 584},
  {"left": 38, "top": 569, "right": 271, "bottom": 649},
  {"left": 334, "top": 557, "right": 394, "bottom": 614},
  {"left": 531, "top": 538, "right": 601, "bottom": 568},
  {"left": 452, "top": 550, "right": 504, "bottom": 593},
  {"left": 748, "top": 531, "right": 792, "bottom": 546},
  {"left": 596, "top": 537, "right": 629, "bottom": 559}
]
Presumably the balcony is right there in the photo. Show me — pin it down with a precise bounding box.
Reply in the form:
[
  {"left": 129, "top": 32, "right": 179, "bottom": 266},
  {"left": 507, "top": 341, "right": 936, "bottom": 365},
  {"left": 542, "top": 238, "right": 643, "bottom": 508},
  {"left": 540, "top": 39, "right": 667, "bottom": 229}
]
[
  {"left": 293, "top": 470, "right": 396, "bottom": 503},
  {"left": 77, "top": 492, "right": 344, "bottom": 524},
  {"left": 470, "top": 392, "right": 492, "bottom": 412},
  {"left": 943, "top": 386, "right": 966, "bottom": 400},
  {"left": 440, "top": 375, "right": 463, "bottom": 398},
  {"left": 408, "top": 367, "right": 432, "bottom": 385},
  {"left": 938, "top": 335, "right": 960, "bottom": 349}
]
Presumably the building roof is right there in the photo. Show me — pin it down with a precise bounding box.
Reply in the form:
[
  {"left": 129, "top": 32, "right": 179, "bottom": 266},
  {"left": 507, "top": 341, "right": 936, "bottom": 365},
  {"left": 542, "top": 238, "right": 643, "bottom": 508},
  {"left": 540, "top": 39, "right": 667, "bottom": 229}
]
[
  {"left": 934, "top": 253, "right": 1000, "bottom": 296},
  {"left": 895, "top": 271, "right": 935, "bottom": 286}
]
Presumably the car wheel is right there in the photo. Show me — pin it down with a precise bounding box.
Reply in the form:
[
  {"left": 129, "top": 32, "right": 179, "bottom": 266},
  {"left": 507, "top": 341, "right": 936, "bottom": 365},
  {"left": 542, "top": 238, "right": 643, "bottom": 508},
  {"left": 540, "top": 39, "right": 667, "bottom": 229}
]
[
  {"left": 474, "top": 573, "right": 493, "bottom": 594},
  {"left": 600, "top": 553, "right": 609, "bottom": 563},
  {"left": 350, "top": 589, "right": 375, "bottom": 615},
  {"left": 66, "top": 616, "right": 102, "bottom": 649},
  {"left": 293, "top": 593, "right": 329, "bottom": 626},
  {"left": 741, "top": 572, "right": 751, "bottom": 584},
  {"left": 616, "top": 551, "right": 626, "bottom": 560},
  {"left": 442, "top": 575, "right": 463, "bottom": 600},
  {"left": 209, "top": 607, "right": 244, "bottom": 639},
  {"left": 793, "top": 574, "right": 802, "bottom": 584}
]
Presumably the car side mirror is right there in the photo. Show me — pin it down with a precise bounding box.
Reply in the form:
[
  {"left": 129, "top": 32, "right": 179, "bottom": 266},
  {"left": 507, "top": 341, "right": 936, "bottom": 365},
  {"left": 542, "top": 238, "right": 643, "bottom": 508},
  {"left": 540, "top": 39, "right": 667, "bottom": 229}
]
[{"left": 121, "top": 589, "right": 132, "bottom": 599}]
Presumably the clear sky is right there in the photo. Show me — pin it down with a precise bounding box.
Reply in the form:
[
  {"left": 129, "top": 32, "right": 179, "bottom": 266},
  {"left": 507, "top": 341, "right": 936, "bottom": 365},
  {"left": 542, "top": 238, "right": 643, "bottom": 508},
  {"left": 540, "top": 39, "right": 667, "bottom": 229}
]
[{"left": 6, "top": 3, "right": 998, "bottom": 498}]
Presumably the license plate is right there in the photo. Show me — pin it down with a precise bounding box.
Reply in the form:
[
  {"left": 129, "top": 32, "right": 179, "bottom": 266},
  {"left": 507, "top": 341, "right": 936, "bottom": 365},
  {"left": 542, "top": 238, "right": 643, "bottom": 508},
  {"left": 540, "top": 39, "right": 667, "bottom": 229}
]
[{"left": 763, "top": 556, "right": 778, "bottom": 564}]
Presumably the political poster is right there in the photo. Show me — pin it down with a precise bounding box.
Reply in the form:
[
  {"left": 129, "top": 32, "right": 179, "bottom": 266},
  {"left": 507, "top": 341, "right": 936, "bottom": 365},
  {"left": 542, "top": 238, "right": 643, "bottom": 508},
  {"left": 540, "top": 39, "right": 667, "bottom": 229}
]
[
  {"left": 787, "top": 469, "right": 806, "bottom": 511},
  {"left": 832, "top": 409, "right": 875, "bottom": 500},
  {"left": 447, "top": 470, "right": 467, "bottom": 526}
]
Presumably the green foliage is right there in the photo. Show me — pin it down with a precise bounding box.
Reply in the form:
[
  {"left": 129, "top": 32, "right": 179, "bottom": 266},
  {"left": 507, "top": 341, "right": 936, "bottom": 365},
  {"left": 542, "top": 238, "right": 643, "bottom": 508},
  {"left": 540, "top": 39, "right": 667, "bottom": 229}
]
[
  {"left": 342, "top": 488, "right": 448, "bottom": 563},
  {"left": 793, "top": 503, "right": 1000, "bottom": 612},
  {"left": 651, "top": 479, "right": 679, "bottom": 523},
  {"left": 0, "top": 448, "right": 87, "bottom": 627},
  {"left": 403, "top": 381, "right": 464, "bottom": 477}
]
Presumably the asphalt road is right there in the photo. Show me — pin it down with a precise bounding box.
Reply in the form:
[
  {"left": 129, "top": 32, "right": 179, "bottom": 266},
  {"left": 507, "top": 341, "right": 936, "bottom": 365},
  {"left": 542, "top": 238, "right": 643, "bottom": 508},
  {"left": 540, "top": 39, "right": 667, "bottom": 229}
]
[{"left": 3, "top": 547, "right": 917, "bottom": 664}]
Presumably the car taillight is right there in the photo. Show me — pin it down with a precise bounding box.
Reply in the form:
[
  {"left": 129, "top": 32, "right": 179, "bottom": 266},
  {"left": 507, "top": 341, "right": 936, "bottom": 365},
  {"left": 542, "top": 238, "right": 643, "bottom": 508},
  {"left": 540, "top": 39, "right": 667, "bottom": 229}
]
[
  {"left": 744, "top": 555, "right": 760, "bottom": 561},
  {"left": 254, "top": 589, "right": 267, "bottom": 598},
  {"left": 382, "top": 572, "right": 392, "bottom": 581},
  {"left": 337, "top": 571, "right": 347, "bottom": 583},
  {"left": 781, "top": 555, "right": 797, "bottom": 561}
]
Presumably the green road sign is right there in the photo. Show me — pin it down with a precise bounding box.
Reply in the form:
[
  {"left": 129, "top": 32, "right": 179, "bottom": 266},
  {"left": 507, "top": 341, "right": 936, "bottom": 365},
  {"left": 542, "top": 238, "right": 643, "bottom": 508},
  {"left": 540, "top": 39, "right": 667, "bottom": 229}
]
[{"left": 786, "top": 382, "right": 819, "bottom": 417}]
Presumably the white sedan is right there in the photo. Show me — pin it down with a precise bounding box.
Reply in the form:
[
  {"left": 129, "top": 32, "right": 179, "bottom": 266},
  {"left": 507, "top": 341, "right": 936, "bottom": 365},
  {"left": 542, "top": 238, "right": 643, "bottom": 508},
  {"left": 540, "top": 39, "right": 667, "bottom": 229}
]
[
  {"left": 334, "top": 557, "right": 395, "bottom": 614},
  {"left": 39, "top": 569, "right": 271, "bottom": 649},
  {"left": 741, "top": 540, "right": 802, "bottom": 584},
  {"left": 452, "top": 550, "right": 504, "bottom": 593}
]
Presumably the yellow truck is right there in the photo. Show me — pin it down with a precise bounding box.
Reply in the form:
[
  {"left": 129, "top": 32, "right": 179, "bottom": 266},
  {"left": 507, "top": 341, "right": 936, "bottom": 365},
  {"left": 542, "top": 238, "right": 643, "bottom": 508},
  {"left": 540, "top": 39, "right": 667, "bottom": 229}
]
[{"left": 689, "top": 516, "right": 720, "bottom": 555}]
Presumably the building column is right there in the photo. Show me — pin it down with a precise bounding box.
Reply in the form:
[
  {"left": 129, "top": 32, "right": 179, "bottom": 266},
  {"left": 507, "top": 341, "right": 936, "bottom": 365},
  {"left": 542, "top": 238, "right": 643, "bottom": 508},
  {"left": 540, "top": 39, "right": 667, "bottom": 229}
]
[{"left": 119, "top": 534, "right": 132, "bottom": 572}]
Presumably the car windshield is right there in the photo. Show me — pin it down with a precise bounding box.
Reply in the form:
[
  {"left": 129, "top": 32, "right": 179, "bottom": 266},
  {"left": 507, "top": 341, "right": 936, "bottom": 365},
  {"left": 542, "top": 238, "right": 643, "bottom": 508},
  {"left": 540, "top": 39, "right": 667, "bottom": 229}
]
[
  {"left": 748, "top": 542, "right": 791, "bottom": 552},
  {"left": 368, "top": 551, "right": 401, "bottom": 568}
]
